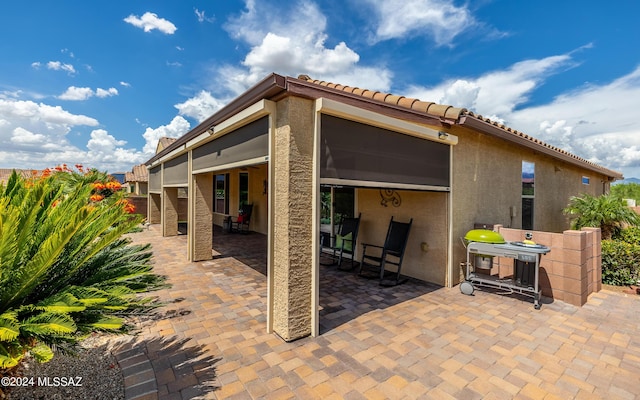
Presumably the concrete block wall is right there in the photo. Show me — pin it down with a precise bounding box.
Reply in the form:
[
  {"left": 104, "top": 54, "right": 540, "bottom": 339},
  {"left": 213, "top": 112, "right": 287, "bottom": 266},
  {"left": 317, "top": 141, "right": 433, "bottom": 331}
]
[
  {"left": 129, "top": 196, "right": 148, "bottom": 219},
  {"left": 491, "top": 225, "right": 601, "bottom": 306},
  {"left": 148, "top": 193, "right": 161, "bottom": 224}
]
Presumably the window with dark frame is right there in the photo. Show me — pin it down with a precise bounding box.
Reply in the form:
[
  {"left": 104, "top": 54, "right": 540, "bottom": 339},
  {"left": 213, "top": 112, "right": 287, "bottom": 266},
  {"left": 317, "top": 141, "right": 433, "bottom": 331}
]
[{"left": 522, "top": 161, "right": 535, "bottom": 230}]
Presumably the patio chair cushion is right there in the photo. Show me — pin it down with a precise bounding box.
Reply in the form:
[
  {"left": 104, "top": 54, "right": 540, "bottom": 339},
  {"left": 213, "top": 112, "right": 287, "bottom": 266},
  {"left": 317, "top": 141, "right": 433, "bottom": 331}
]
[{"left": 336, "top": 232, "right": 353, "bottom": 252}]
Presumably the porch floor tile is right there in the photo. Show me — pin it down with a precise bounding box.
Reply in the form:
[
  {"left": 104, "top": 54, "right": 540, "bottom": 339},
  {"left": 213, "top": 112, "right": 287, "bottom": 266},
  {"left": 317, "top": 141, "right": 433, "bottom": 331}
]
[{"left": 116, "top": 225, "right": 640, "bottom": 399}]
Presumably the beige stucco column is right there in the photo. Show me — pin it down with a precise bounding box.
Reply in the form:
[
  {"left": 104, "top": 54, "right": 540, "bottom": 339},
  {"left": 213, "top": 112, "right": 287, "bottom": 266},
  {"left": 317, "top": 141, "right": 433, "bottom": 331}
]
[
  {"left": 148, "top": 193, "right": 161, "bottom": 224},
  {"left": 269, "top": 97, "right": 315, "bottom": 341},
  {"left": 162, "top": 187, "right": 179, "bottom": 236},
  {"left": 190, "top": 173, "right": 213, "bottom": 262}
]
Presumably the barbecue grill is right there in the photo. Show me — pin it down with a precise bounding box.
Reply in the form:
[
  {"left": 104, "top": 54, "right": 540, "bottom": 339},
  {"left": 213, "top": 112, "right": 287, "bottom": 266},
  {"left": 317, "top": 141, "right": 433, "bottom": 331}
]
[{"left": 461, "top": 230, "right": 550, "bottom": 309}]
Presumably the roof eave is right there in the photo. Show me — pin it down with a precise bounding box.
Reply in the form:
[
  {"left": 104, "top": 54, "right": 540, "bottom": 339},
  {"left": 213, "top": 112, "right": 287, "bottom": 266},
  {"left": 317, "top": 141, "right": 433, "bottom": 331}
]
[
  {"left": 145, "top": 73, "right": 287, "bottom": 166},
  {"left": 459, "top": 115, "right": 623, "bottom": 180}
]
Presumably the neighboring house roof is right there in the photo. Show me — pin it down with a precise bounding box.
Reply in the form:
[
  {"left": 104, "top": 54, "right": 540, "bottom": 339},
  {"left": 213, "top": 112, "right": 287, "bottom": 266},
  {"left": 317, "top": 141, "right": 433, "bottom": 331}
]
[
  {"left": 146, "top": 73, "right": 623, "bottom": 180},
  {"left": 156, "top": 137, "right": 177, "bottom": 154},
  {"left": 0, "top": 168, "right": 34, "bottom": 184},
  {"left": 125, "top": 164, "right": 148, "bottom": 183}
]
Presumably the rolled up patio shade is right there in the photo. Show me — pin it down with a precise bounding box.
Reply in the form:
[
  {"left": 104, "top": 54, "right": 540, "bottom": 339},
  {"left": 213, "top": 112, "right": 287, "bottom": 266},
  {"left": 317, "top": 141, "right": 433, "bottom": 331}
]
[
  {"left": 192, "top": 117, "right": 269, "bottom": 172},
  {"left": 163, "top": 153, "right": 188, "bottom": 186},
  {"left": 149, "top": 166, "right": 161, "bottom": 192},
  {"left": 320, "top": 114, "right": 450, "bottom": 188}
]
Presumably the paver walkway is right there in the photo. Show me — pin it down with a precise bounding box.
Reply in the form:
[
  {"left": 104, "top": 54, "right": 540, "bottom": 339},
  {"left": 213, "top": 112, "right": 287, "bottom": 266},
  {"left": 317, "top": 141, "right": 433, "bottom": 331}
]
[{"left": 114, "top": 225, "right": 640, "bottom": 399}]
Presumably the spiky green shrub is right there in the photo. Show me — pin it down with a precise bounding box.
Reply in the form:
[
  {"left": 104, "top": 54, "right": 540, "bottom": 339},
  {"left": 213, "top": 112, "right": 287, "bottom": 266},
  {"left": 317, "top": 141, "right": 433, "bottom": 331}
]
[
  {"left": 0, "top": 169, "right": 165, "bottom": 370},
  {"left": 563, "top": 193, "right": 640, "bottom": 239}
]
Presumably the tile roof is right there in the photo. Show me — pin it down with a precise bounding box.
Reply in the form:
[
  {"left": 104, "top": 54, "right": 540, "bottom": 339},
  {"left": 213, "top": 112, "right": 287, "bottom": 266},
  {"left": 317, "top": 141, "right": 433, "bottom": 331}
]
[
  {"left": 296, "top": 74, "right": 467, "bottom": 122},
  {"left": 0, "top": 168, "right": 35, "bottom": 184},
  {"left": 125, "top": 164, "right": 148, "bottom": 183},
  {"left": 296, "top": 75, "right": 622, "bottom": 179},
  {"left": 156, "top": 137, "right": 177, "bottom": 154}
]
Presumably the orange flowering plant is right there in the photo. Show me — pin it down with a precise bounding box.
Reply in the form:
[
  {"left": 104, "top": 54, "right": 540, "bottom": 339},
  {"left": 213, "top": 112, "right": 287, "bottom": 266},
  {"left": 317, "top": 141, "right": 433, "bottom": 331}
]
[{"left": 28, "top": 164, "right": 136, "bottom": 215}]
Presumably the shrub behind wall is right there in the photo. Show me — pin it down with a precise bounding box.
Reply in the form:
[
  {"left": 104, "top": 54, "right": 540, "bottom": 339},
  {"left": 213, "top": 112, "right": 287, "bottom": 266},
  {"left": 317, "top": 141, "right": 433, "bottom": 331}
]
[{"left": 602, "top": 226, "right": 640, "bottom": 286}]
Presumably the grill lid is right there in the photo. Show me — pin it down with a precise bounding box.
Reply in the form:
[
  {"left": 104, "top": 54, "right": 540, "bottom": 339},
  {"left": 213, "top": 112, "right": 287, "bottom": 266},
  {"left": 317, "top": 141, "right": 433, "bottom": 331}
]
[{"left": 464, "top": 229, "right": 506, "bottom": 244}]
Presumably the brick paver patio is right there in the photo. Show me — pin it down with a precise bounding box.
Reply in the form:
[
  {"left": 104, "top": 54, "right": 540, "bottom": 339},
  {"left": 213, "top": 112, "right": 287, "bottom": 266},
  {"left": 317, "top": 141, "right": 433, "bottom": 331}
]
[{"left": 114, "top": 225, "right": 640, "bottom": 399}]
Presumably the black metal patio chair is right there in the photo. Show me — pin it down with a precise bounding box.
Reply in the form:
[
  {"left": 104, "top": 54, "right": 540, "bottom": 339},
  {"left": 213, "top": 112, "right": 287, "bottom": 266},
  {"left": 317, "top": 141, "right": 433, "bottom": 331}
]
[
  {"left": 321, "top": 213, "right": 361, "bottom": 270},
  {"left": 358, "top": 216, "right": 413, "bottom": 286}
]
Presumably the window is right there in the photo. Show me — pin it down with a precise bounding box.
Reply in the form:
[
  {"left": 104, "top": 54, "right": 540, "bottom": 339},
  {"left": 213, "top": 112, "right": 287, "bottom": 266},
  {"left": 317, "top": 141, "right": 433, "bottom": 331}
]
[
  {"left": 320, "top": 185, "right": 355, "bottom": 243},
  {"left": 522, "top": 161, "right": 534, "bottom": 230},
  {"left": 582, "top": 176, "right": 590, "bottom": 185},
  {"left": 239, "top": 172, "right": 249, "bottom": 207},
  {"left": 215, "top": 174, "right": 229, "bottom": 214}
]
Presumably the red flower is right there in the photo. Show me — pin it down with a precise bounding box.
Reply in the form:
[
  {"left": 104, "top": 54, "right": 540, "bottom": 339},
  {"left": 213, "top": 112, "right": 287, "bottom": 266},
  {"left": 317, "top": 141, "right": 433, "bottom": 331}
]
[
  {"left": 90, "top": 194, "right": 104, "bottom": 202},
  {"left": 92, "top": 182, "right": 106, "bottom": 191}
]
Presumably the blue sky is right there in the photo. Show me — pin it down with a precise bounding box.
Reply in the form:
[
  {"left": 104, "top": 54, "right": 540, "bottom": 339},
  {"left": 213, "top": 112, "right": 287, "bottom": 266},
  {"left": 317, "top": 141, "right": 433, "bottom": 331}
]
[{"left": 1, "top": 0, "right": 640, "bottom": 178}]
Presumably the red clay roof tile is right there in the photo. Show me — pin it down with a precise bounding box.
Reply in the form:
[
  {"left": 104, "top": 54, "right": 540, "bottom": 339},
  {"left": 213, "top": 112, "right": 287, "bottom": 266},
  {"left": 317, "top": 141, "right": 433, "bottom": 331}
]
[{"left": 294, "top": 75, "right": 621, "bottom": 178}]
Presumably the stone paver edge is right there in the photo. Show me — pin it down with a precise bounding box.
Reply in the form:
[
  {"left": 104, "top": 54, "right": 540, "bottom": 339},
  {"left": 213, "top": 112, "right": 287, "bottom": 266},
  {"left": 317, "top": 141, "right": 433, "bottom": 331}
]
[{"left": 113, "top": 342, "right": 159, "bottom": 400}]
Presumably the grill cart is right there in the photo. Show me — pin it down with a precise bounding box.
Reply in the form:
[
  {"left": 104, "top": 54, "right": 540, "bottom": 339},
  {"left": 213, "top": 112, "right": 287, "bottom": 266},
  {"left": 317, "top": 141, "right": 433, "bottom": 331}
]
[{"left": 460, "top": 230, "right": 550, "bottom": 309}]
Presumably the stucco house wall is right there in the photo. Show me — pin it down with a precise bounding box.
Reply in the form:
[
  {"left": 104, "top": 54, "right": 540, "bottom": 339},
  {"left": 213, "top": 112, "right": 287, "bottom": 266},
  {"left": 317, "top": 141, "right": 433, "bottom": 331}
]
[
  {"left": 448, "top": 125, "right": 612, "bottom": 283},
  {"left": 357, "top": 189, "right": 449, "bottom": 286}
]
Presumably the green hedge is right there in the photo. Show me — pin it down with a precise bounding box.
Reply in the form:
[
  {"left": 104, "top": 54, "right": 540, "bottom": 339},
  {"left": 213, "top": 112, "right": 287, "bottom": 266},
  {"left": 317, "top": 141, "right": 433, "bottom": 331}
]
[{"left": 602, "top": 227, "right": 640, "bottom": 285}]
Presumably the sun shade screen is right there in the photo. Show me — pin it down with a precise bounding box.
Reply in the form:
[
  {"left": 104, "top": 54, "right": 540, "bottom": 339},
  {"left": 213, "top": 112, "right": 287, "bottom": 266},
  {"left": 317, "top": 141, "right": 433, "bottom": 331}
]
[
  {"left": 149, "top": 166, "right": 161, "bottom": 191},
  {"left": 320, "top": 115, "right": 450, "bottom": 187},
  {"left": 192, "top": 117, "right": 269, "bottom": 172},
  {"left": 163, "top": 153, "right": 188, "bottom": 185}
]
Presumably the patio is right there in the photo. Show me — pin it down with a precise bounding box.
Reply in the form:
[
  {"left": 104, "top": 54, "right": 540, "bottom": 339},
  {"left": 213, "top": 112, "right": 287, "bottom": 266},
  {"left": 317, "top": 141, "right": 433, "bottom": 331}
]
[{"left": 117, "top": 224, "right": 640, "bottom": 399}]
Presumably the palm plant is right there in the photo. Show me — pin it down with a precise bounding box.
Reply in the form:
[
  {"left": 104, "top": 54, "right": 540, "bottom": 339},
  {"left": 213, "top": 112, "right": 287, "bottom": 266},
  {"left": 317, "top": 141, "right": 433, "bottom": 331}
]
[
  {"left": 0, "top": 170, "right": 165, "bottom": 369},
  {"left": 563, "top": 193, "right": 640, "bottom": 239}
]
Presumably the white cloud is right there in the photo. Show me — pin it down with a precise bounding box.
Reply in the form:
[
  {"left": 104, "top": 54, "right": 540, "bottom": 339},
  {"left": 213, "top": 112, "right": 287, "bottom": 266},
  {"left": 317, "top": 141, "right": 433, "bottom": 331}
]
[
  {"left": 59, "top": 86, "right": 118, "bottom": 100},
  {"left": 96, "top": 87, "right": 118, "bottom": 98},
  {"left": 141, "top": 116, "right": 191, "bottom": 155},
  {"left": 10, "top": 127, "right": 46, "bottom": 145},
  {"left": 195, "top": 8, "right": 215, "bottom": 23},
  {"left": 120, "top": 81, "right": 131, "bottom": 87},
  {"left": 405, "top": 54, "right": 574, "bottom": 117},
  {"left": 362, "top": 0, "right": 476, "bottom": 46},
  {"left": 59, "top": 86, "right": 94, "bottom": 101},
  {"left": 124, "top": 12, "right": 177, "bottom": 34},
  {"left": 224, "top": 0, "right": 390, "bottom": 90},
  {"left": 174, "top": 91, "right": 225, "bottom": 123},
  {"left": 0, "top": 98, "right": 111, "bottom": 170},
  {"left": 0, "top": 96, "right": 188, "bottom": 171},
  {"left": 405, "top": 52, "right": 640, "bottom": 177},
  {"left": 0, "top": 99, "right": 98, "bottom": 126},
  {"left": 170, "top": 0, "right": 394, "bottom": 135},
  {"left": 46, "top": 61, "right": 76, "bottom": 74},
  {"left": 508, "top": 66, "right": 640, "bottom": 176}
]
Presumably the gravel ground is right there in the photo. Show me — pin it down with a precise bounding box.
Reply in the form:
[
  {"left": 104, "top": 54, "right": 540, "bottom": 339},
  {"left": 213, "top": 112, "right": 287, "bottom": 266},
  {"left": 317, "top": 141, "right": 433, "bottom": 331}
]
[{"left": 4, "top": 334, "right": 124, "bottom": 400}]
